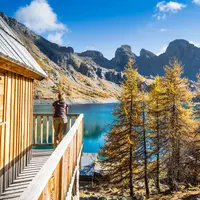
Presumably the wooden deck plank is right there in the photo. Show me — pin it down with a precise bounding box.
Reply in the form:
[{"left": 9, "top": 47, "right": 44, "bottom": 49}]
[{"left": 0, "top": 149, "right": 52, "bottom": 200}]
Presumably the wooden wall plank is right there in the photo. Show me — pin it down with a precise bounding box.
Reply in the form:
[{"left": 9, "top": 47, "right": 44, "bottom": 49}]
[
  {"left": 4, "top": 72, "right": 11, "bottom": 189},
  {"left": 13, "top": 74, "right": 17, "bottom": 180},
  {"left": 0, "top": 72, "right": 34, "bottom": 194}
]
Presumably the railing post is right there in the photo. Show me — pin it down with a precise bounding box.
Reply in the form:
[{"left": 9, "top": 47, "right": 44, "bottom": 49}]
[
  {"left": 40, "top": 116, "right": 43, "bottom": 144},
  {"left": 67, "top": 116, "right": 72, "bottom": 131},
  {"left": 59, "top": 158, "right": 63, "bottom": 200},
  {"left": 46, "top": 116, "right": 49, "bottom": 144},
  {"left": 76, "top": 167, "right": 80, "bottom": 199},
  {"left": 52, "top": 117, "right": 54, "bottom": 145},
  {"left": 34, "top": 115, "right": 37, "bottom": 145}
]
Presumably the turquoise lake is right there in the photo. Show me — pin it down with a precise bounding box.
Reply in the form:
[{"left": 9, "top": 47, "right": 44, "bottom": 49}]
[{"left": 34, "top": 103, "right": 117, "bottom": 153}]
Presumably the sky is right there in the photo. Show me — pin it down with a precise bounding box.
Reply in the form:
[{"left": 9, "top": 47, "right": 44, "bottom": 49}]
[{"left": 1, "top": 0, "right": 200, "bottom": 59}]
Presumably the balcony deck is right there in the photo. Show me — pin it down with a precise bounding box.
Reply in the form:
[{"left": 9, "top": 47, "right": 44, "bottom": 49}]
[
  {"left": 0, "top": 113, "right": 83, "bottom": 200},
  {"left": 0, "top": 150, "right": 53, "bottom": 200}
]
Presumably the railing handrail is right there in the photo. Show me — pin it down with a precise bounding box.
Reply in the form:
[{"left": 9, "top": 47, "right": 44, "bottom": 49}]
[
  {"left": 33, "top": 113, "right": 80, "bottom": 117},
  {"left": 19, "top": 114, "right": 83, "bottom": 200}
]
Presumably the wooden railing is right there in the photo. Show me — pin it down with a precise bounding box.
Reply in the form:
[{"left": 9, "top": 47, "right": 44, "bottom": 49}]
[
  {"left": 33, "top": 113, "right": 79, "bottom": 146},
  {"left": 19, "top": 114, "right": 83, "bottom": 200}
]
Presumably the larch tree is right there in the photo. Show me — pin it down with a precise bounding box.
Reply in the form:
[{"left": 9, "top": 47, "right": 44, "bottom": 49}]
[
  {"left": 186, "top": 74, "right": 200, "bottom": 185},
  {"left": 135, "top": 91, "right": 150, "bottom": 198},
  {"left": 148, "top": 76, "right": 168, "bottom": 193},
  {"left": 100, "top": 59, "right": 141, "bottom": 199},
  {"left": 162, "top": 60, "right": 194, "bottom": 190}
]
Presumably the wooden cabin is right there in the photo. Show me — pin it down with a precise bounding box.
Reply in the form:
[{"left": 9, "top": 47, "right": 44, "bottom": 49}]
[{"left": 0, "top": 16, "right": 83, "bottom": 200}]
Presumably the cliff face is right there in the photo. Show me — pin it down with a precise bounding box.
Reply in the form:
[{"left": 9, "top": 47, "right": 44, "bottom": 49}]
[
  {"left": 111, "top": 45, "right": 136, "bottom": 70},
  {"left": 136, "top": 40, "right": 200, "bottom": 80}
]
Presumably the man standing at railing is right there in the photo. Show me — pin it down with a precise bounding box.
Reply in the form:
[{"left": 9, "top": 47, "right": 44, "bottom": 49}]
[{"left": 52, "top": 92, "right": 68, "bottom": 149}]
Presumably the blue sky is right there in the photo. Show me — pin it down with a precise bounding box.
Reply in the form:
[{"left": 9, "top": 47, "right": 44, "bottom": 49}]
[{"left": 1, "top": 0, "right": 200, "bottom": 58}]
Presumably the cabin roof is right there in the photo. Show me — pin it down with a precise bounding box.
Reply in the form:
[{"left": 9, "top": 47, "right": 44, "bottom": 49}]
[{"left": 0, "top": 16, "right": 47, "bottom": 79}]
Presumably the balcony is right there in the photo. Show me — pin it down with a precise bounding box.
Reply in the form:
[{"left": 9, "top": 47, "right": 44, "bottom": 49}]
[{"left": 0, "top": 113, "right": 83, "bottom": 200}]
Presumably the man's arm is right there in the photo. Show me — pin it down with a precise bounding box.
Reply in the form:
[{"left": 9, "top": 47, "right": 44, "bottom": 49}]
[
  {"left": 52, "top": 106, "right": 55, "bottom": 114},
  {"left": 52, "top": 102, "right": 55, "bottom": 114}
]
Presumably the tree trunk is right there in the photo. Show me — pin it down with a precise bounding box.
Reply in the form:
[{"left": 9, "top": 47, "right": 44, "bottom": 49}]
[
  {"left": 156, "top": 103, "right": 160, "bottom": 193},
  {"left": 129, "top": 94, "right": 136, "bottom": 199},
  {"left": 143, "top": 106, "right": 150, "bottom": 198}
]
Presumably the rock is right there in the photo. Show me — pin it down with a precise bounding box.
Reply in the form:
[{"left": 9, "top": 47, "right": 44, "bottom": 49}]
[
  {"left": 104, "top": 71, "right": 124, "bottom": 84},
  {"left": 78, "top": 50, "right": 104, "bottom": 58},
  {"left": 140, "top": 49, "right": 157, "bottom": 59},
  {"left": 78, "top": 51, "right": 116, "bottom": 70},
  {"left": 111, "top": 45, "right": 136, "bottom": 70},
  {"left": 136, "top": 39, "right": 200, "bottom": 80},
  {"left": 78, "top": 63, "right": 97, "bottom": 78}
]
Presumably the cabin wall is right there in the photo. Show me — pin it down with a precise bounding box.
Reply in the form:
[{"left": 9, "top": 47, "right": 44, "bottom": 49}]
[{"left": 0, "top": 71, "right": 34, "bottom": 194}]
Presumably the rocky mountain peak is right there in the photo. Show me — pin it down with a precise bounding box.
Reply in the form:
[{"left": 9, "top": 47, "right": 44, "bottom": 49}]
[
  {"left": 120, "top": 45, "right": 132, "bottom": 51},
  {"left": 140, "top": 49, "right": 157, "bottom": 59},
  {"left": 78, "top": 50, "right": 103, "bottom": 58},
  {"left": 112, "top": 45, "right": 136, "bottom": 70},
  {"left": 166, "top": 39, "right": 198, "bottom": 58}
]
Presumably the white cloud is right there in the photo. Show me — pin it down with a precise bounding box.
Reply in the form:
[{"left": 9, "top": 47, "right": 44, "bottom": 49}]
[
  {"left": 15, "top": 0, "right": 69, "bottom": 46},
  {"left": 189, "top": 41, "right": 200, "bottom": 47},
  {"left": 193, "top": 0, "right": 200, "bottom": 5},
  {"left": 156, "top": 45, "right": 168, "bottom": 55},
  {"left": 160, "top": 28, "right": 168, "bottom": 32},
  {"left": 157, "top": 1, "right": 186, "bottom": 12},
  {"left": 15, "top": 0, "right": 68, "bottom": 34},
  {"left": 47, "top": 32, "right": 64, "bottom": 45},
  {"left": 154, "top": 1, "right": 186, "bottom": 20}
]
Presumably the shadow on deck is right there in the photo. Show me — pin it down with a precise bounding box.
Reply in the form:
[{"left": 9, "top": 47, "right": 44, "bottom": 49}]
[{"left": 0, "top": 150, "right": 53, "bottom": 200}]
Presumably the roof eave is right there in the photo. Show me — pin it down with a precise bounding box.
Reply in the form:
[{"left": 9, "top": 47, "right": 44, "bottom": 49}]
[{"left": 0, "top": 55, "right": 47, "bottom": 80}]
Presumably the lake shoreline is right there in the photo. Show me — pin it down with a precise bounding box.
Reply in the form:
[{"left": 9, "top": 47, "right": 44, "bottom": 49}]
[{"left": 34, "top": 98, "right": 119, "bottom": 105}]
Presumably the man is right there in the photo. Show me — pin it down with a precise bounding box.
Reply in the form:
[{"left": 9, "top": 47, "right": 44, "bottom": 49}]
[{"left": 52, "top": 92, "right": 68, "bottom": 148}]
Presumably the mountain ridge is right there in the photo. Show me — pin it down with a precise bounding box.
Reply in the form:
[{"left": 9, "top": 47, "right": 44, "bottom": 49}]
[
  {"left": 1, "top": 12, "right": 200, "bottom": 103},
  {"left": 2, "top": 11, "right": 199, "bottom": 81},
  {"left": 79, "top": 40, "right": 200, "bottom": 81}
]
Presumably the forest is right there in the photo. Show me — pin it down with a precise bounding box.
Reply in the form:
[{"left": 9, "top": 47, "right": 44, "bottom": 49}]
[{"left": 100, "top": 59, "right": 200, "bottom": 199}]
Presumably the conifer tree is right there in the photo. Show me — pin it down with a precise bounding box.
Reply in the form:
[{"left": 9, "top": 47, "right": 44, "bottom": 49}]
[
  {"left": 136, "top": 91, "right": 150, "bottom": 198},
  {"left": 162, "top": 60, "right": 194, "bottom": 190},
  {"left": 148, "top": 76, "right": 168, "bottom": 193},
  {"left": 100, "top": 59, "right": 141, "bottom": 199},
  {"left": 187, "top": 74, "right": 200, "bottom": 185}
]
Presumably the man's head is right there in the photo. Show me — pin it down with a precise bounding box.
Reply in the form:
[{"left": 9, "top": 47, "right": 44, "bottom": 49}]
[{"left": 58, "top": 92, "right": 64, "bottom": 100}]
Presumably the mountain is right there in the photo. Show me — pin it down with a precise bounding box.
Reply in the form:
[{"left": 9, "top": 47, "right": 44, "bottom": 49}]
[
  {"left": 111, "top": 45, "right": 136, "bottom": 70},
  {"left": 1, "top": 12, "right": 199, "bottom": 104},
  {"left": 0, "top": 12, "right": 123, "bottom": 103},
  {"left": 136, "top": 39, "right": 200, "bottom": 80},
  {"left": 77, "top": 50, "right": 114, "bottom": 69},
  {"left": 78, "top": 40, "right": 200, "bottom": 81},
  {"left": 110, "top": 40, "right": 200, "bottom": 81}
]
